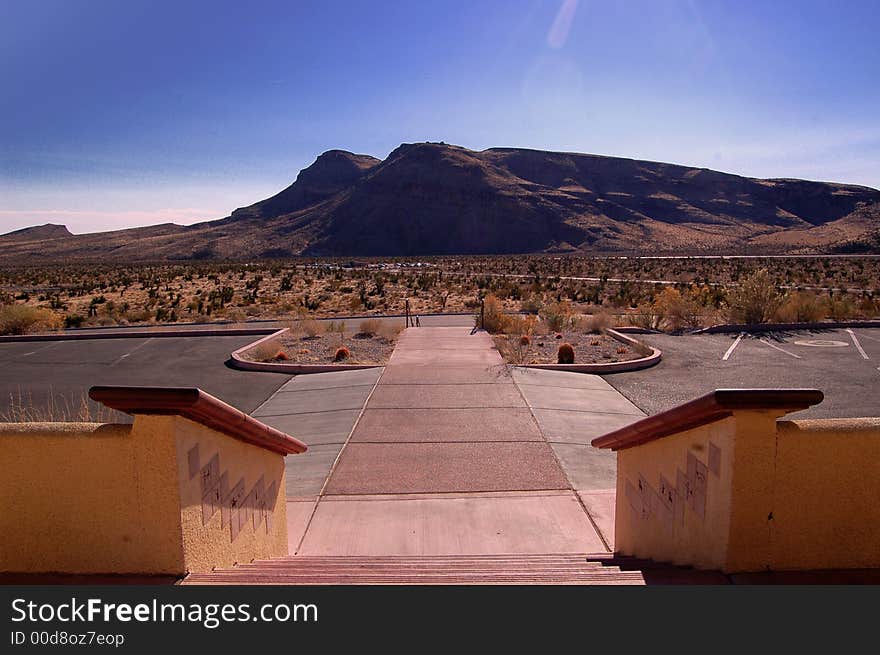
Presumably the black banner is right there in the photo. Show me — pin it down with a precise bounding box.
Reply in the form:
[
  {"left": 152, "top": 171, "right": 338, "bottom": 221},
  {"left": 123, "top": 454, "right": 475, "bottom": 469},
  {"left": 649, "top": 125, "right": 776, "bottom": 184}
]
[{"left": 1, "top": 585, "right": 877, "bottom": 651}]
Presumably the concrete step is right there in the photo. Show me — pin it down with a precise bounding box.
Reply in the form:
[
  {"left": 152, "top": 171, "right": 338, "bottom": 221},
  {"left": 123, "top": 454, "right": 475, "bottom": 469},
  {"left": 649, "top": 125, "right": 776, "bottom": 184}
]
[{"left": 181, "top": 554, "right": 729, "bottom": 585}]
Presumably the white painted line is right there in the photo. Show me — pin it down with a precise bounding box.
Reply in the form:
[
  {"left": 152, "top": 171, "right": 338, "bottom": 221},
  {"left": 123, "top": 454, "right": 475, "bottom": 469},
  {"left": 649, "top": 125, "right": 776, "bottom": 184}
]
[
  {"left": 758, "top": 338, "right": 801, "bottom": 359},
  {"left": 722, "top": 333, "right": 745, "bottom": 361},
  {"left": 846, "top": 328, "right": 869, "bottom": 360},
  {"left": 20, "top": 342, "right": 62, "bottom": 357},
  {"left": 110, "top": 338, "right": 154, "bottom": 366}
]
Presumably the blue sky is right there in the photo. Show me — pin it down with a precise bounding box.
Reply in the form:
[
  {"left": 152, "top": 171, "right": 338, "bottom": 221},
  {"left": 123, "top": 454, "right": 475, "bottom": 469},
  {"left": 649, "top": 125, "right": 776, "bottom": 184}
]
[{"left": 2, "top": 0, "right": 878, "bottom": 234}]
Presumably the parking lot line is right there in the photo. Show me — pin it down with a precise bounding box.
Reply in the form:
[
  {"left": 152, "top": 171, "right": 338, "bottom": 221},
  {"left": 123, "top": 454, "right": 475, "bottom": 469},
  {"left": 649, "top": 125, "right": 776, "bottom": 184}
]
[
  {"left": 722, "top": 332, "right": 744, "bottom": 361},
  {"left": 110, "top": 338, "right": 154, "bottom": 366},
  {"left": 846, "top": 329, "right": 869, "bottom": 360},
  {"left": 19, "top": 342, "right": 62, "bottom": 357},
  {"left": 758, "top": 338, "right": 801, "bottom": 359}
]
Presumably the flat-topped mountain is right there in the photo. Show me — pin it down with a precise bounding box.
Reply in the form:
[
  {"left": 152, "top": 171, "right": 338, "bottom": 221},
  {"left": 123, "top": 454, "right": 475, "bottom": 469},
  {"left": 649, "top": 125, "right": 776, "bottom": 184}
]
[
  {"left": 1, "top": 223, "right": 72, "bottom": 242},
  {"left": 2, "top": 142, "right": 878, "bottom": 261}
]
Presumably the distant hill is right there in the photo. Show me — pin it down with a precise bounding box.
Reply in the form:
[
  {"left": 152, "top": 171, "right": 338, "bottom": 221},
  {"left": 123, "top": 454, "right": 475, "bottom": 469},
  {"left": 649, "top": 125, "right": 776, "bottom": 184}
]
[
  {"left": 2, "top": 142, "right": 878, "bottom": 261},
  {"left": 1, "top": 223, "right": 72, "bottom": 242}
]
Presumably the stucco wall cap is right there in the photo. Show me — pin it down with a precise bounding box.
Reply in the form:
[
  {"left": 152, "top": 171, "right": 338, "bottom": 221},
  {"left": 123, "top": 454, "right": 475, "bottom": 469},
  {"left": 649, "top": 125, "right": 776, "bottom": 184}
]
[
  {"left": 591, "top": 388, "right": 824, "bottom": 451},
  {"left": 89, "top": 386, "right": 307, "bottom": 455}
]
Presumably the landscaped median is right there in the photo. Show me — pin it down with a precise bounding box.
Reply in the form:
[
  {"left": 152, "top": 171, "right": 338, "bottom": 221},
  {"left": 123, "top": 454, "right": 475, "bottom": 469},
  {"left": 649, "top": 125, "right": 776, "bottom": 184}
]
[
  {"left": 230, "top": 318, "right": 403, "bottom": 373},
  {"left": 230, "top": 328, "right": 387, "bottom": 373},
  {"left": 508, "top": 328, "right": 662, "bottom": 374}
]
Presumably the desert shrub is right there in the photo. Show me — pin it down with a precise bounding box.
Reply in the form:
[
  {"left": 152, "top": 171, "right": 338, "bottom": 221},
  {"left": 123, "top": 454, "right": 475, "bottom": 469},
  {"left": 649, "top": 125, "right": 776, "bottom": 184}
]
[
  {"left": 0, "top": 304, "right": 63, "bottom": 335},
  {"left": 378, "top": 321, "right": 404, "bottom": 341},
  {"left": 274, "top": 350, "right": 290, "bottom": 361},
  {"left": 497, "top": 313, "right": 537, "bottom": 336},
  {"left": 493, "top": 333, "right": 532, "bottom": 365},
  {"left": 775, "top": 292, "right": 826, "bottom": 323},
  {"left": 651, "top": 288, "right": 704, "bottom": 331},
  {"left": 540, "top": 300, "right": 576, "bottom": 332},
  {"left": 251, "top": 339, "right": 281, "bottom": 362},
  {"left": 64, "top": 314, "right": 85, "bottom": 329},
  {"left": 725, "top": 269, "right": 782, "bottom": 324},
  {"left": 824, "top": 295, "right": 857, "bottom": 321},
  {"left": 289, "top": 317, "right": 322, "bottom": 338},
  {"left": 478, "top": 294, "right": 506, "bottom": 333},
  {"left": 557, "top": 342, "right": 575, "bottom": 364},
  {"left": 333, "top": 346, "right": 351, "bottom": 361},
  {"left": 357, "top": 318, "right": 381, "bottom": 337},
  {"left": 583, "top": 310, "right": 612, "bottom": 334},
  {"left": 520, "top": 294, "right": 543, "bottom": 314},
  {"left": 628, "top": 305, "right": 663, "bottom": 330}
]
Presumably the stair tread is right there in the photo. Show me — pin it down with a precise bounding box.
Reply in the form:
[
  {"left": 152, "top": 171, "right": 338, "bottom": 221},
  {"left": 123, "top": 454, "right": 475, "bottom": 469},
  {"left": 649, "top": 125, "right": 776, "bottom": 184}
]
[{"left": 180, "top": 552, "right": 728, "bottom": 585}]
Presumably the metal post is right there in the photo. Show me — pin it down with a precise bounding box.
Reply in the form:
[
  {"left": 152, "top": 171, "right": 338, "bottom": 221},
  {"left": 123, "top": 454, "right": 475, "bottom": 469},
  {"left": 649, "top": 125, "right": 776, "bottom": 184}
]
[{"left": 480, "top": 298, "right": 485, "bottom": 330}]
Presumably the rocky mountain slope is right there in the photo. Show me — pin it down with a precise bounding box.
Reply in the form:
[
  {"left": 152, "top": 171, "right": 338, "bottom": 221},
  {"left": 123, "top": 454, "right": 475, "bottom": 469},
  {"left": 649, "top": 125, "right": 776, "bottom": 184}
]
[{"left": 2, "top": 142, "right": 878, "bottom": 261}]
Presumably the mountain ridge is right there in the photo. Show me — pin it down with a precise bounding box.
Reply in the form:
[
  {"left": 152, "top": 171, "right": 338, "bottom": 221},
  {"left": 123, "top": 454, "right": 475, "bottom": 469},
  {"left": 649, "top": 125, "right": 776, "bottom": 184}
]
[{"left": 2, "top": 142, "right": 878, "bottom": 261}]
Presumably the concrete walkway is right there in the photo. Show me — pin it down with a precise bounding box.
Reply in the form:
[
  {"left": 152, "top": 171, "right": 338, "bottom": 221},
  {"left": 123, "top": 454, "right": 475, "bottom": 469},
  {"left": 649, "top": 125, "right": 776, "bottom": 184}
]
[{"left": 255, "top": 327, "right": 647, "bottom": 557}]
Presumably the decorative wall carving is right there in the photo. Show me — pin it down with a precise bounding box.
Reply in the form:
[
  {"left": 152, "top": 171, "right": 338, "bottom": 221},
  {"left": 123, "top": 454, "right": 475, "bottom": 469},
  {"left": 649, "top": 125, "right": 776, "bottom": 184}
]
[
  {"left": 186, "top": 443, "right": 279, "bottom": 542},
  {"left": 625, "top": 442, "right": 721, "bottom": 528}
]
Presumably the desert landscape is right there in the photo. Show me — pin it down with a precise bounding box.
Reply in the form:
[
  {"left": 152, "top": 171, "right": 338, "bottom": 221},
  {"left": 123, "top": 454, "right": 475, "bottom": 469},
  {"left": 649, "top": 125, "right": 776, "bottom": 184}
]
[{"left": 1, "top": 254, "right": 878, "bottom": 336}]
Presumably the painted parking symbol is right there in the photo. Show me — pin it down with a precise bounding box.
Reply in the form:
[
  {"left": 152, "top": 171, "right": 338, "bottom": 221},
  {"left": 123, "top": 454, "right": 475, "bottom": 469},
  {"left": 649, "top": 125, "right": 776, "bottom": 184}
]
[{"left": 793, "top": 339, "right": 849, "bottom": 347}]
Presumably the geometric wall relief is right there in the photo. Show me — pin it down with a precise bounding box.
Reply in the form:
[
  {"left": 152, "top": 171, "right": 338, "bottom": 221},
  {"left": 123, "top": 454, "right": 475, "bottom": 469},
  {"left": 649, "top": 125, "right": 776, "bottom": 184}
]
[
  {"left": 625, "top": 441, "right": 722, "bottom": 529},
  {"left": 187, "top": 443, "right": 280, "bottom": 542}
]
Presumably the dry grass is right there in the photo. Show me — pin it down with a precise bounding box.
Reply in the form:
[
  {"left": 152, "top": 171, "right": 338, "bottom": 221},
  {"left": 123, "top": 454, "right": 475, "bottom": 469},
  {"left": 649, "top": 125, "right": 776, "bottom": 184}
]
[
  {"left": 1, "top": 388, "right": 119, "bottom": 423},
  {"left": 583, "top": 310, "right": 612, "bottom": 334},
  {"left": 288, "top": 316, "right": 322, "bottom": 338},
  {"left": 249, "top": 338, "right": 282, "bottom": 362},
  {"left": 357, "top": 318, "right": 382, "bottom": 336},
  {"left": 377, "top": 320, "right": 404, "bottom": 341}
]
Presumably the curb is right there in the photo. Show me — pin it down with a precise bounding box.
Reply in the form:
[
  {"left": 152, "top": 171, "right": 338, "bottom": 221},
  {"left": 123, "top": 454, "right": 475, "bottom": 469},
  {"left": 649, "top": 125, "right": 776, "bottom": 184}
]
[
  {"left": 519, "top": 328, "right": 661, "bottom": 374},
  {"left": 228, "top": 329, "right": 382, "bottom": 374},
  {"left": 692, "top": 320, "right": 880, "bottom": 335},
  {"left": 0, "top": 327, "right": 280, "bottom": 343}
]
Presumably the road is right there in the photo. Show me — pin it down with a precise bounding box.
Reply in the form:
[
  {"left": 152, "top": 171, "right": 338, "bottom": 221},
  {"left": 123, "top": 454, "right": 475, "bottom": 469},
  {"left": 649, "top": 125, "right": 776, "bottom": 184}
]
[
  {"left": 603, "top": 328, "right": 880, "bottom": 419},
  {"left": 0, "top": 335, "right": 291, "bottom": 421}
]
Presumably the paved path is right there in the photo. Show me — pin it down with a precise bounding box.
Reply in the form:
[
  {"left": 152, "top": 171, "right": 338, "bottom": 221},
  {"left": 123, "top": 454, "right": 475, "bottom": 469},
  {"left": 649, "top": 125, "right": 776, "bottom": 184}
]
[{"left": 262, "top": 327, "right": 643, "bottom": 557}]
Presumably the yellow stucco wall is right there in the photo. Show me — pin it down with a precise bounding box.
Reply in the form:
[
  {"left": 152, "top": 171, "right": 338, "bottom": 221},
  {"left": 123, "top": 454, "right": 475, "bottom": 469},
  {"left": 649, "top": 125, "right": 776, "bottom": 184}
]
[
  {"left": 170, "top": 417, "right": 288, "bottom": 574},
  {"left": 0, "top": 421, "right": 183, "bottom": 574},
  {"left": 615, "top": 417, "right": 736, "bottom": 570},
  {"left": 771, "top": 418, "right": 880, "bottom": 570},
  {"left": 614, "top": 413, "right": 880, "bottom": 573},
  {"left": 0, "top": 415, "right": 289, "bottom": 576}
]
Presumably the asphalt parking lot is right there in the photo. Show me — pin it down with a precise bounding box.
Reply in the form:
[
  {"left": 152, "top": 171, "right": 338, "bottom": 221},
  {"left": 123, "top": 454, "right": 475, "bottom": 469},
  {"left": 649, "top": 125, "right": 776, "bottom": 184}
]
[
  {"left": 603, "top": 328, "right": 880, "bottom": 419},
  {"left": 3, "top": 324, "right": 877, "bottom": 424},
  {"left": 0, "top": 335, "right": 291, "bottom": 421}
]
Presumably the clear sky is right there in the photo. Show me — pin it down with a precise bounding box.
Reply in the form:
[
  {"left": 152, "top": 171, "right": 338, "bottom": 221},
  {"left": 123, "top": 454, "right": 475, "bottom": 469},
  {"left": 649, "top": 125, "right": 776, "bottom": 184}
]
[{"left": 2, "top": 0, "right": 878, "bottom": 234}]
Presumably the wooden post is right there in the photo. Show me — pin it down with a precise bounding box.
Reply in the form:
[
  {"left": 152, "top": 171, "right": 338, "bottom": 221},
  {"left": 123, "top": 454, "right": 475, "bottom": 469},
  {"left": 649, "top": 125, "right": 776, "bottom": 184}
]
[
  {"left": 405, "top": 299, "right": 411, "bottom": 328},
  {"left": 480, "top": 298, "right": 485, "bottom": 330}
]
